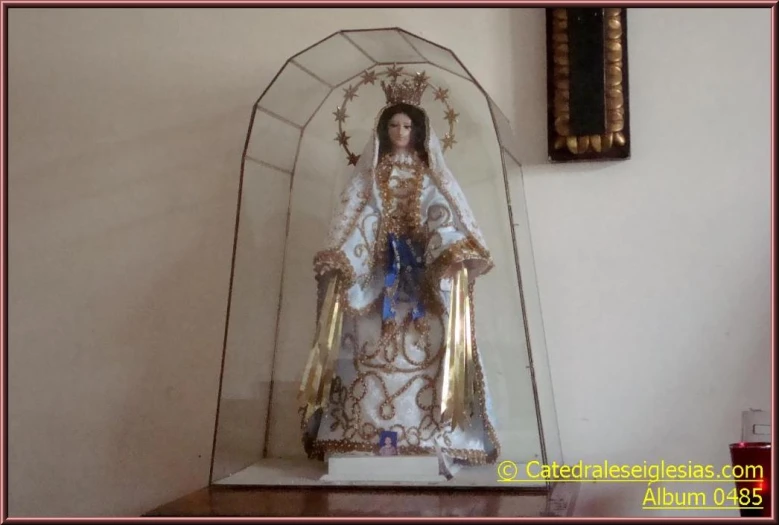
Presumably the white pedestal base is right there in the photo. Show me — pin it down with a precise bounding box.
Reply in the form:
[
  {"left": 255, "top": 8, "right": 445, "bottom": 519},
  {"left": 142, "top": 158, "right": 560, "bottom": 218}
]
[
  {"left": 213, "top": 458, "right": 547, "bottom": 488},
  {"left": 321, "top": 454, "right": 447, "bottom": 483}
]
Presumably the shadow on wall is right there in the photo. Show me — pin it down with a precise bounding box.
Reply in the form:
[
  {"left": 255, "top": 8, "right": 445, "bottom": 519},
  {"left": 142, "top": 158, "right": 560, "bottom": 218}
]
[
  {"left": 103, "top": 109, "right": 247, "bottom": 515},
  {"left": 509, "top": 8, "right": 549, "bottom": 167},
  {"left": 8, "top": 106, "right": 250, "bottom": 516}
]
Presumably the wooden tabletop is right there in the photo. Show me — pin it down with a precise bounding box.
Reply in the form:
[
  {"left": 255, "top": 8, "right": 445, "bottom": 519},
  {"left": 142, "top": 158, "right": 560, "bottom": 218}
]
[{"left": 144, "top": 483, "right": 579, "bottom": 517}]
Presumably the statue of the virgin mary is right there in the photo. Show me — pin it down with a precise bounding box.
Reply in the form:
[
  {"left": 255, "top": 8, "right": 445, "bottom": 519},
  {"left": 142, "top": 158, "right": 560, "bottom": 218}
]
[{"left": 298, "top": 72, "right": 501, "bottom": 477}]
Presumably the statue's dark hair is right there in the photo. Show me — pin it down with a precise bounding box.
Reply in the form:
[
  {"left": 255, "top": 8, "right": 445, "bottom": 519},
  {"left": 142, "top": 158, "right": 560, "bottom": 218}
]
[{"left": 376, "top": 103, "right": 429, "bottom": 167}]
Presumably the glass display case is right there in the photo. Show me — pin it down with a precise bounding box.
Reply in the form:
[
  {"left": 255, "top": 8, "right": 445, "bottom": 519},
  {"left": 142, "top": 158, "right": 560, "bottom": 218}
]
[{"left": 209, "top": 27, "right": 562, "bottom": 490}]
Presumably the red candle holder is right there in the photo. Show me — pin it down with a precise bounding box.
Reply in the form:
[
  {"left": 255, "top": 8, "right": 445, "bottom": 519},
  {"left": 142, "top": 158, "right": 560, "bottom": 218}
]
[{"left": 729, "top": 442, "right": 772, "bottom": 517}]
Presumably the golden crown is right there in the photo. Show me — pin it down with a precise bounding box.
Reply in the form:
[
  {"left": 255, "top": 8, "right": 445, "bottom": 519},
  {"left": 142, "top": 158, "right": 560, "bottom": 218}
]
[{"left": 381, "top": 72, "right": 429, "bottom": 106}]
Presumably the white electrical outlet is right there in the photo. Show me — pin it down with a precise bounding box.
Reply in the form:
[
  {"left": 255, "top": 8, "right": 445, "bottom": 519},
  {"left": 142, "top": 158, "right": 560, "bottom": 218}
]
[{"left": 741, "top": 409, "right": 771, "bottom": 442}]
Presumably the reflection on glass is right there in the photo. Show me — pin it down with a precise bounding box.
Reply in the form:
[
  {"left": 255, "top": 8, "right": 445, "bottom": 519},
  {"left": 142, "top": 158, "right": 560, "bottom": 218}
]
[
  {"left": 211, "top": 162, "right": 292, "bottom": 482},
  {"left": 294, "top": 33, "right": 376, "bottom": 87},
  {"left": 502, "top": 151, "right": 562, "bottom": 466},
  {"left": 487, "top": 97, "right": 522, "bottom": 166},
  {"left": 398, "top": 31, "right": 471, "bottom": 80},
  {"left": 258, "top": 61, "right": 332, "bottom": 127},
  {"left": 344, "top": 30, "right": 425, "bottom": 64},
  {"left": 246, "top": 110, "right": 302, "bottom": 173}
]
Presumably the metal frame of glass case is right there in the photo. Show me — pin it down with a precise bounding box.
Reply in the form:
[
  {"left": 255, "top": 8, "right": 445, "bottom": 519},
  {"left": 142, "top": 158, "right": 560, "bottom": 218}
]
[{"left": 208, "top": 27, "right": 563, "bottom": 491}]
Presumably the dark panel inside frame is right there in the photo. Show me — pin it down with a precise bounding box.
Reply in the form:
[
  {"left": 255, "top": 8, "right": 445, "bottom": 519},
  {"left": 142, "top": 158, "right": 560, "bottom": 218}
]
[
  {"left": 546, "top": 8, "right": 630, "bottom": 162},
  {"left": 567, "top": 8, "right": 605, "bottom": 136}
]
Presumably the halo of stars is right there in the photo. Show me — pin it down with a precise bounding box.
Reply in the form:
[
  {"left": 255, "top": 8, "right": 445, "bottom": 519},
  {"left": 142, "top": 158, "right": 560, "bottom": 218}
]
[{"left": 334, "top": 64, "right": 460, "bottom": 166}]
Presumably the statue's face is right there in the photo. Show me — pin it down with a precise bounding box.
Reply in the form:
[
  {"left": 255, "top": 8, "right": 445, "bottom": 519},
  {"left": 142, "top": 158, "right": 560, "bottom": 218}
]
[
  {"left": 384, "top": 437, "right": 392, "bottom": 446},
  {"left": 388, "top": 112, "right": 413, "bottom": 152}
]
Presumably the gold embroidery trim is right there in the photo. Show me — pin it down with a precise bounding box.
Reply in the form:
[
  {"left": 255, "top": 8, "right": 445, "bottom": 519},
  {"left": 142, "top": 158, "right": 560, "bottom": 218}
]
[
  {"left": 468, "top": 281, "right": 501, "bottom": 463},
  {"left": 301, "top": 283, "right": 501, "bottom": 465},
  {"left": 331, "top": 184, "right": 371, "bottom": 250},
  {"left": 314, "top": 249, "right": 356, "bottom": 291},
  {"left": 424, "top": 236, "right": 491, "bottom": 310},
  {"left": 372, "top": 155, "right": 428, "bottom": 274},
  {"left": 424, "top": 168, "right": 492, "bottom": 265},
  {"left": 300, "top": 293, "right": 501, "bottom": 466}
]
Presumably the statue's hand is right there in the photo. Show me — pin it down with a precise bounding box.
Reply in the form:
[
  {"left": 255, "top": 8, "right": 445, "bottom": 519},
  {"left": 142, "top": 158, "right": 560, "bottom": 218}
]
[{"left": 441, "top": 261, "right": 465, "bottom": 281}]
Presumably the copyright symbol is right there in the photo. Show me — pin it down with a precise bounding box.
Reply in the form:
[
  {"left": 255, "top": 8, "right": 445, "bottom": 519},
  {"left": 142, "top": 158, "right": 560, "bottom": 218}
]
[{"left": 497, "top": 460, "right": 518, "bottom": 481}]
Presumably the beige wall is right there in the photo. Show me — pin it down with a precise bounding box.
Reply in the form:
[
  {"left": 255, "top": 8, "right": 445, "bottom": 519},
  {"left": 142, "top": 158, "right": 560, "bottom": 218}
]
[
  {"left": 525, "top": 9, "right": 771, "bottom": 517},
  {"left": 7, "top": 7, "right": 771, "bottom": 517}
]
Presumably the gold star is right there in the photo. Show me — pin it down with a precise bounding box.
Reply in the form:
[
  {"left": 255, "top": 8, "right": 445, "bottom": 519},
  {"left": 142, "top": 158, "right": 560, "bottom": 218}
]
[
  {"left": 433, "top": 87, "right": 450, "bottom": 102},
  {"left": 343, "top": 84, "right": 359, "bottom": 101},
  {"left": 360, "top": 70, "right": 378, "bottom": 85},
  {"left": 414, "top": 71, "right": 430, "bottom": 85},
  {"left": 444, "top": 108, "right": 460, "bottom": 125},
  {"left": 442, "top": 133, "right": 457, "bottom": 151},
  {"left": 347, "top": 153, "right": 361, "bottom": 166},
  {"left": 385, "top": 64, "right": 404, "bottom": 81},
  {"left": 335, "top": 131, "right": 350, "bottom": 146},
  {"left": 333, "top": 106, "right": 347, "bottom": 123}
]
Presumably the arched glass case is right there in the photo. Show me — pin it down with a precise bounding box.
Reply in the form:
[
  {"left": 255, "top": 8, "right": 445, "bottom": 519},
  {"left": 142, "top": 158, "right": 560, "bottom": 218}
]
[{"left": 209, "top": 27, "right": 562, "bottom": 490}]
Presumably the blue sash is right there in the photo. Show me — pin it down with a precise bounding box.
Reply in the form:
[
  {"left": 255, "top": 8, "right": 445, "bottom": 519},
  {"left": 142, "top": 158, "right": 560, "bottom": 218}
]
[{"left": 382, "top": 234, "right": 426, "bottom": 322}]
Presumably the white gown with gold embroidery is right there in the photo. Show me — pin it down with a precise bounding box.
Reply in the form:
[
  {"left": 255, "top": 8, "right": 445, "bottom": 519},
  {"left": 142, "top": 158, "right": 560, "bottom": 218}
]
[{"left": 300, "top": 109, "right": 500, "bottom": 477}]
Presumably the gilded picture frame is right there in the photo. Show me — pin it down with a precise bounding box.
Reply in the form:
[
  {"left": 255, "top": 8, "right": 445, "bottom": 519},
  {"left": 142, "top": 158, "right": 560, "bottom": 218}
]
[{"left": 546, "top": 7, "right": 630, "bottom": 162}]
